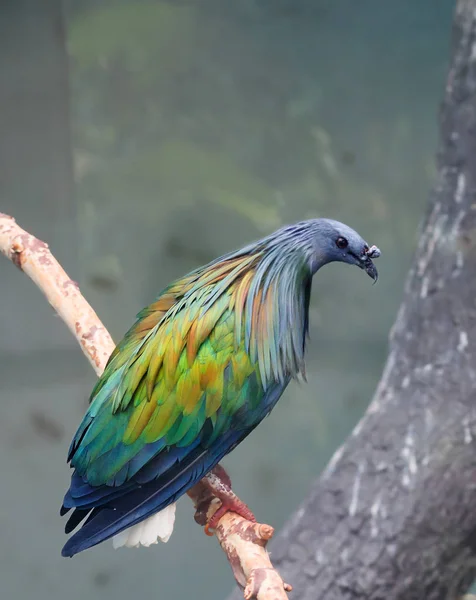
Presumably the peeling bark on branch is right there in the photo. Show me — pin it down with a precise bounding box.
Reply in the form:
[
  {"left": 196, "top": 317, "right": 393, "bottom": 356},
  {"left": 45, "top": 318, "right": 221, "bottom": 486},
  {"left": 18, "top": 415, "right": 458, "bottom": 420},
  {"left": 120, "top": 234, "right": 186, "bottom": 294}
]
[
  {"left": 0, "top": 213, "right": 113, "bottom": 375},
  {"left": 228, "top": 3, "right": 476, "bottom": 599},
  {"left": 0, "top": 212, "right": 289, "bottom": 600},
  {"left": 190, "top": 476, "right": 292, "bottom": 600}
]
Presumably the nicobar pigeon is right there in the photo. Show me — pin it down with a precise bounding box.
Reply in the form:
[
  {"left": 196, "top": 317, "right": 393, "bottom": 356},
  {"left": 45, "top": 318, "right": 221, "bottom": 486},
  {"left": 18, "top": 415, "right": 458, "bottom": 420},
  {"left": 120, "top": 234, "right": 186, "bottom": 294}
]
[{"left": 61, "top": 218, "right": 380, "bottom": 557}]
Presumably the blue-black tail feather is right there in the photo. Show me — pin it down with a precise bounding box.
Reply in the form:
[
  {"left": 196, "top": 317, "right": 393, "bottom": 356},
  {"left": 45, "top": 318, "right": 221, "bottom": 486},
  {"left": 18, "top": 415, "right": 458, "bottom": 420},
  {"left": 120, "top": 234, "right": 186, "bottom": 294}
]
[
  {"left": 62, "top": 383, "right": 287, "bottom": 557},
  {"left": 61, "top": 429, "right": 246, "bottom": 557}
]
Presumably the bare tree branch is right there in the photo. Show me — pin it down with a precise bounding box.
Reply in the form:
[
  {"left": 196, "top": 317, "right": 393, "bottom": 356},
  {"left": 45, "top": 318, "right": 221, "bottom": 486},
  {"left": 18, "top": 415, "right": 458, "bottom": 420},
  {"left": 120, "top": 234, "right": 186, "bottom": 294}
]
[
  {"left": 0, "top": 211, "right": 290, "bottom": 599},
  {"left": 0, "top": 212, "right": 113, "bottom": 374}
]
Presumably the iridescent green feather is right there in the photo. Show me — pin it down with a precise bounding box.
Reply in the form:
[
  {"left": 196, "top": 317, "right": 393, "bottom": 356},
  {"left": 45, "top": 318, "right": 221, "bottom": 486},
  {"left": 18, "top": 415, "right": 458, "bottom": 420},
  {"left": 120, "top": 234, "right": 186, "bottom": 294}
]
[{"left": 69, "top": 242, "right": 311, "bottom": 489}]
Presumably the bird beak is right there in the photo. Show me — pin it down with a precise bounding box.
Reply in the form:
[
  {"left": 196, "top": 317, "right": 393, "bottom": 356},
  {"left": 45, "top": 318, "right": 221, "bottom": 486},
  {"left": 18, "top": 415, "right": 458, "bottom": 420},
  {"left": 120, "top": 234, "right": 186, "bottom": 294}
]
[
  {"left": 363, "top": 258, "right": 378, "bottom": 282},
  {"left": 361, "top": 244, "right": 380, "bottom": 283}
]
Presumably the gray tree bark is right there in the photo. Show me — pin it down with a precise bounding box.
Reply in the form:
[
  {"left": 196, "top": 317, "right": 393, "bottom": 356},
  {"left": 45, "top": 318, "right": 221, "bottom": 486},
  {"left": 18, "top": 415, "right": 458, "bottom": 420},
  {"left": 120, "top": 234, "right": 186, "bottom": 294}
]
[{"left": 230, "top": 2, "right": 476, "bottom": 598}]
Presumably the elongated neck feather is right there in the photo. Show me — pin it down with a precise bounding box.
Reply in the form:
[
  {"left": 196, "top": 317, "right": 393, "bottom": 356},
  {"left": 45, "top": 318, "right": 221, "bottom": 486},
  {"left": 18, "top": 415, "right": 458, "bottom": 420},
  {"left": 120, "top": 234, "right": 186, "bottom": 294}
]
[
  {"left": 234, "top": 239, "right": 313, "bottom": 388},
  {"left": 140, "top": 222, "right": 325, "bottom": 392}
]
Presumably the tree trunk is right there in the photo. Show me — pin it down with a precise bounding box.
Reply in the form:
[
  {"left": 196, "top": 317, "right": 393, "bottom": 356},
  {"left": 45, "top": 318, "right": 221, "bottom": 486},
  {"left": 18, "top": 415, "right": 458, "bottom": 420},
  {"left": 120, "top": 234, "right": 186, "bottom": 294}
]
[{"left": 231, "top": 2, "right": 476, "bottom": 598}]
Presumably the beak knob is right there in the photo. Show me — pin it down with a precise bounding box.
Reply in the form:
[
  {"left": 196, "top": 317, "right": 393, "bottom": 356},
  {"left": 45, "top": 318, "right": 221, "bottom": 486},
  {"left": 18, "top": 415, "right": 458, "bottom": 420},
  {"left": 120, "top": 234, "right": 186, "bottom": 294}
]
[{"left": 366, "top": 245, "right": 381, "bottom": 259}]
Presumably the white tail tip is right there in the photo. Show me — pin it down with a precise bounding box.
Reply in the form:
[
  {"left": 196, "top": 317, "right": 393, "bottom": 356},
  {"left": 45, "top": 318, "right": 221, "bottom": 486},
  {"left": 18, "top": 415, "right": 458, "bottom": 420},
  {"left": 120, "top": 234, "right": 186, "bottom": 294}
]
[{"left": 112, "top": 503, "right": 176, "bottom": 549}]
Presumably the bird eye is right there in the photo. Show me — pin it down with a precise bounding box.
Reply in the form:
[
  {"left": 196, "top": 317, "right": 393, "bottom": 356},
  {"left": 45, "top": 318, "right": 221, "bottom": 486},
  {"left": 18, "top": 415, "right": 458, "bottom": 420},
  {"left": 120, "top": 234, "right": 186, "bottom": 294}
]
[{"left": 336, "top": 237, "right": 348, "bottom": 250}]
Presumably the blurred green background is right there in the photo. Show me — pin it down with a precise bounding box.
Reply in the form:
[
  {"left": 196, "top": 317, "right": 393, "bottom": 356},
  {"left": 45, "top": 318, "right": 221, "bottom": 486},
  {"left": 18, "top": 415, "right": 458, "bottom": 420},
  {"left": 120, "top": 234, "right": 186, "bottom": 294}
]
[{"left": 0, "top": 1, "right": 454, "bottom": 599}]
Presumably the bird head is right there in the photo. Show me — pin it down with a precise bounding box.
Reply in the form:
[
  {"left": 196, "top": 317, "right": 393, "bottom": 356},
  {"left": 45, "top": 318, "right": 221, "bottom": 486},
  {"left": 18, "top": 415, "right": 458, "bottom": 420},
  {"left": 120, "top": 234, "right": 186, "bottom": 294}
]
[{"left": 307, "top": 218, "right": 380, "bottom": 282}]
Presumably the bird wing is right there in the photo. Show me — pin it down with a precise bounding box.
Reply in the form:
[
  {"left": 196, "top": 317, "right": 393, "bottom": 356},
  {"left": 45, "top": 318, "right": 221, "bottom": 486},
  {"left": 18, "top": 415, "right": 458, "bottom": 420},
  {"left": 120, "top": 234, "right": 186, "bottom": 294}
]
[{"left": 61, "top": 253, "right": 289, "bottom": 555}]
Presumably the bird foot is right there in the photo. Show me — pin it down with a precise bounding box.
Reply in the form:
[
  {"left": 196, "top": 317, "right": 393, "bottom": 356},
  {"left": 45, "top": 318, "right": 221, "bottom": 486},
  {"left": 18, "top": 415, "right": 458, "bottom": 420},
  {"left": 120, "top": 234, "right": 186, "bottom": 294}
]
[
  {"left": 203, "top": 470, "right": 256, "bottom": 535},
  {"left": 205, "top": 498, "right": 256, "bottom": 536}
]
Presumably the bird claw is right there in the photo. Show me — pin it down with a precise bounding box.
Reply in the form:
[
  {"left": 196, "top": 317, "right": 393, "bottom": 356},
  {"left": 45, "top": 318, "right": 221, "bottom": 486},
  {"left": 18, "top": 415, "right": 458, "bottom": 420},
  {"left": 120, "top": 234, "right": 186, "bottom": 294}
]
[
  {"left": 206, "top": 500, "right": 256, "bottom": 534},
  {"left": 202, "top": 469, "right": 256, "bottom": 535}
]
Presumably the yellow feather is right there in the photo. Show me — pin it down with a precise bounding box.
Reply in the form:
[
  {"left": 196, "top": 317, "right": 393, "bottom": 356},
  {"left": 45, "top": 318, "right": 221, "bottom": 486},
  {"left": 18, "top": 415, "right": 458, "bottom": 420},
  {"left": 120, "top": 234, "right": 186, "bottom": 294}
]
[
  {"left": 144, "top": 393, "right": 180, "bottom": 442},
  {"left": 150, "top": 377, "right": 167, "bottom": 406},
  {"left": 124, "top": 394, "right": 158, "bottom": 444},
  {"left": 200, "top": 359, "right": 219, "bottom": 390},
  {"left": 180, "top": 362, "right": 203, "bottom": 415},
  {"left": 205, "top": 367, "right": 224, "bottom": 417},
  {"left": 186, "top": 318, "right": 200, "bottom": 365},
  {"left": 146, "top": 346, "right": 165, "bottom": 399},
  {"left": 231, "top": 352, "right": 254, "bottom": 388},
  {"left": 186, "top": 298, "right": 228, "bottom": 363}
]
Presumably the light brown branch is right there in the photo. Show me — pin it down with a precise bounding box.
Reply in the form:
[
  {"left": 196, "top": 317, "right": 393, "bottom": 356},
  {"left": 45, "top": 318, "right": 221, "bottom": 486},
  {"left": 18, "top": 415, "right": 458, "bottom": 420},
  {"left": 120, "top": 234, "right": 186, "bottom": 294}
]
[
  {"left": 0, "top": 212, "right": 113, "bottom": 375},
  {"left": 0, "top": 212, "right": 290, "bottom": 600},
  {"left": 189, "top": 475, "right": 292, "bottom": 599}
]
